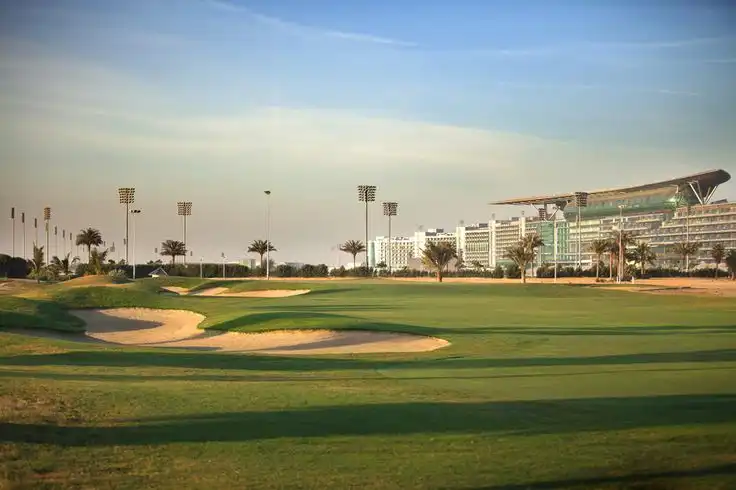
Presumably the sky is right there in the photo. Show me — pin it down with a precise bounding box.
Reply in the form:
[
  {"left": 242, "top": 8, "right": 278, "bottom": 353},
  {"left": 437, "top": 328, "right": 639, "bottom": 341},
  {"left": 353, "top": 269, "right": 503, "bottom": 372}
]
[{"left": 1, "top": 0, "right": 735, "bottom": 265}]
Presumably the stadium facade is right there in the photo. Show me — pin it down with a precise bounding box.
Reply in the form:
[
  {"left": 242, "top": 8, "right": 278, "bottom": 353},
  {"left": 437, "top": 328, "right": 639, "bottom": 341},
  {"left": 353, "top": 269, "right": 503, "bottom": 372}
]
[{"left": 368, "top": 169, "right": 734, "bottom": 271}]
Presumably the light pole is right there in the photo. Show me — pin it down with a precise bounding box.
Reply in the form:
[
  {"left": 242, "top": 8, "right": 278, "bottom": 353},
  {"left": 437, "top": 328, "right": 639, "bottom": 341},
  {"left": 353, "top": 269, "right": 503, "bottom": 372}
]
[
  {"left": 130, "top": 209, "right": 141, "bottom": 279},
  {"left": 574, "top": 192, "right": 589, "bottom": 271},
  {"left": 21, "top": 212, "right": 26, "bottom": 260},
  {"left": 357, "top": 185, "right": 377, "bottom": 268},
  {"left": 43, "top": 207, "right": 51, "bottom": 266},
  {"left": 177, "top": 201, "right": 192, "bottom": 265},
  {"left": 54, "top": 226, "right": 58, "bottom": 258},
  {"left": 118, "top": 188, "right": 135, "bottom": 264},
  {"left": 62, "top": 229, "right": 65, "bottom": 257},
  {"left": 200, "top": 256, "right": 204, "bottom": 279},
  {"left": 264, "top": 190, "right": 271, "bottom": 280},
  {"left": 34, "top": 218, "right": 38, "bottom": 248},
  {"left": 617, "top": 204, "right": 626, "bottom": 283},
  {"left": 221, "top": 252, "right": 226, "bottom": 278},
  {"left": 10, "top": 207, "right": 15, "bottom": 257},
  {"left": 382, "top": 201, "right": 398, "bottom": 273},
  {"left": 685, "top": 203, "right": 691, "bottom": 273}
]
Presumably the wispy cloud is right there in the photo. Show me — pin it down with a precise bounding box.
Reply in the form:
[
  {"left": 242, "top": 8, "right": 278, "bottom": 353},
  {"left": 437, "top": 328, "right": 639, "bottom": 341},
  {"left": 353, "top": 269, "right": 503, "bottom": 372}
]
[
  {"left": 203, "top": 0, "right": 417, "bottom": 47},
  {"left": 492, "top": 81, "right": 700, "bottom": 97},
  {"left": 580, "top": 36, "right": 733, "bottom": 50}
]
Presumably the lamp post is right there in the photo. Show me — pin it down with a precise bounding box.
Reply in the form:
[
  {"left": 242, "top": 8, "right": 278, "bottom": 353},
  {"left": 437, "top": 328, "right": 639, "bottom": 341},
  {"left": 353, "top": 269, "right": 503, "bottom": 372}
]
[
  {"left": 357, "top": 185, "right": 377, "bottom": 268},
  {"left": 685, "top": 203, "right": 691, "bottom": 273},
  {"left": 43, "top": 207, "right": 51, "bottom": 266},
  {"left": 221, "top": 252, "right": 226, "bottom": 278},
  {"left": 200, "top": 256, "right": 204, "bottom": 279},
  {"left": 177, "top": 201, "right": 192, "bottom": 265},
  {"left": 574, "top": 192, "right": 589, "bottom": 270},
  {"left": 34, "top": 218, "right": 38, "bottom": 248},
  {"left": 21, "top": 212, "right": 26, "bottom": 260},
  {"left": 62, "top": 229, "right": 66, "bottom": 257},
  {"left": 10, "top": 207, "right": 15, "bottom": 257},
  {"left": 617, "top": 204, "right": 626, "bottom": 283},
  {"left": 264, "top": 190, "right": 271, "bottom": 280},
  {"left": 382, "top": 201, "right": 398, "bottom": 273},
  {"left": 130, "top": 209, "right": 141, "bottom": 279},
  {"left": 118, "top": 187, "right": 135, "bottom": 264}
]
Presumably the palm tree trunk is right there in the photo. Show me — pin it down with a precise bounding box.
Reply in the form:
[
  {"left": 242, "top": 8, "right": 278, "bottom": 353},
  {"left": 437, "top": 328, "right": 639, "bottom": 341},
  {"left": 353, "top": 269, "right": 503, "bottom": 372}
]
[
  {"left": 437, "top": 270, "right": 442, "bottom": 282},
  {"left": 521, "top": 268, "right": 526, "bottom": 284},
  {"left": 595, "top": 254, "right": 600, "bottom": 280},
  {"left": 353, "top": 254, "right": 357, "bottom": 271},
  {"left": 609, "top": 253, "right": 614, "bottom": 280}
]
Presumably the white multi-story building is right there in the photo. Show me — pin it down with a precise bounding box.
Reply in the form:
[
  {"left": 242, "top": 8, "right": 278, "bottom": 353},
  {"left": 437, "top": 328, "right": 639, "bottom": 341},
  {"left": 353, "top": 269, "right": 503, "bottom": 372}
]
[
  {"left": 369, "top": 236, "right": 415, "bottom": 269},
  {"left": 456, "top": 222, "right": 491, "bottom": 267}
]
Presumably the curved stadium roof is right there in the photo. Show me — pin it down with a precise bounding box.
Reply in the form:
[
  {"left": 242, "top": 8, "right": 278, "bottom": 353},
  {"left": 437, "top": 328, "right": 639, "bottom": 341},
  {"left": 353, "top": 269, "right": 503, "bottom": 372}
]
[{"left": 489, "top": 169, "right": 731, "bottom": 206}]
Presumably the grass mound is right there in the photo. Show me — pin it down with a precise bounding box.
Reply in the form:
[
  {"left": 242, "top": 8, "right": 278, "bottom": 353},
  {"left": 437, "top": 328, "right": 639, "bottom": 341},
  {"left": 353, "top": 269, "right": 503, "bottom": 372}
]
[
  {"left": 0, "top": 296, "right": 85, "bottom": 332},
  {"left": 61, "top": 275, "right": 118, "bottom": 287}
]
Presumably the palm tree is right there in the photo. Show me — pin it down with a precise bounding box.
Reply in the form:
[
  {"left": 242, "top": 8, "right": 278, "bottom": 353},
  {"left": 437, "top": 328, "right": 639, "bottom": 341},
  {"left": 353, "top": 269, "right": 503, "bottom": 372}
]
[
  {"left": 589, "top": 239, "right": 609, "bottom": 280},
  {"left": 160, "top": 240, "right": 187, "bottom": 266},
  {"left": 504, "top": 234, "right": 544, "bottom": 283},
  {"left": 421, "top": 242, "right": 457, "bottom": 283},
  {"left": 28, "top": 245, "right": 44, "bottom": 283},
  {"left": 725, "top": 249, "right": 736, "bottom": 281},
  {"left": 608, "top": 231, "right": 635, "bottom": 279},
  {"left": 504, "top": 243, "right": 535, "bottom": 284},
  {"left": 75, "top": 228, "right": 103, "bottom": 264},
  {"left": 247, "top": 239, "right": 277, "bottom": 271},
  {"left": 339, "top": 240, "right": 366, "bottom": 271},
  {"left": 711, "top": 243, "right": 726, "bottom": 278},
  {"left": 89, "top": 248, "right": 109, "bottom": 275},
  {"left": 673, "top": 241, "right": 702, "bottom": 273},
  {"left": 632, "top": 242, "right": 656, "bottom": 276},
  {"left": 50, "top": 253, "right": 79, "bottom": 277}
]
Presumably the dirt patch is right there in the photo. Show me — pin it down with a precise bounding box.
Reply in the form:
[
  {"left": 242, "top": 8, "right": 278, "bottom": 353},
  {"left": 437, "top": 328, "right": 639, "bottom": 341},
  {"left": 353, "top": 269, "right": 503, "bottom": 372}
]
[
  {"left": 17, "top": 308, "right": 448, "bottom": 354},
  {"left": 214, "top": 289, "right": 310, "bottom": 298},
  {"left": 162, "top": 287, "right": 311, "bottom": 298}
]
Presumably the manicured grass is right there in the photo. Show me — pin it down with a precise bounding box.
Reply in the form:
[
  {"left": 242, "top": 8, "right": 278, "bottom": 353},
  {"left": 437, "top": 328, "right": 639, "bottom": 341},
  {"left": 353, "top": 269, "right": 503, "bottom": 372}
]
[{"left": 1, "top": 279, "right": 735, "bottom": 489}]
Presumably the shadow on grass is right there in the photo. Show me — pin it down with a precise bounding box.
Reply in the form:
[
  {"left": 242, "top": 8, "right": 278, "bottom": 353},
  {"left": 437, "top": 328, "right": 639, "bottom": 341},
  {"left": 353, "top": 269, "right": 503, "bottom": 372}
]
[
  {"left": 1, "top": 348, "right": 735, "bottom": 371},
  {"left": 1, "top": 394, "right": 734, "bottom": 446},
  {"left": 472, "top": 463, "right": 736, "bottom": 489},
  {"left": 0, "top": 365, "right": 729, "bottom": 384},
  {"left": 462, "top": 325, "right": 736, "bottom": 336},
  {"left": 0, "top": 297, "right": 85, "bottom": 332}
]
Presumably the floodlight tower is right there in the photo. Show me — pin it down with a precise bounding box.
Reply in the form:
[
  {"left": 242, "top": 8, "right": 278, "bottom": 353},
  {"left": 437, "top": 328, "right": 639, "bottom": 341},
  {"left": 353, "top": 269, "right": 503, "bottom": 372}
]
[
  {"left": 118, "top": 187, "right": 135, "bottom": 264},
  {"left": 10, "top": 207, "right": 15, "bottom": 257},
  {"left": 574, "top": 192, "right": 589, "bottom": 270},
  {"left": 43, "top": 207, "right": 51, "bottom": 266},
  {"left": 617, "top": 204, "right": 627, "bottom": 283},
  {"left": 382, "top": 201, "right": 398, "bottom": 273},
  {"left": 264, "top": 190, "right": 271, "bottom": 280},
  {"left": 130, "top": 209, "right": 141, "bottom": 279},
  {"left": 21, "top": 212, "right": 26, "bottom": 260},
  {"left": 177, "top": 201, "right": 192, "bottom": 265},
  {"left": 357, "top": 185, "right": 377, "bottom": 268}
]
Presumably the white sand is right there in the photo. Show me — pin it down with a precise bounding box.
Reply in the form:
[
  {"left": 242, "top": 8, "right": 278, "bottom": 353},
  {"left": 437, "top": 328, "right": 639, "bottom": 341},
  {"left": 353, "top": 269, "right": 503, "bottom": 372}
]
[
  {"left": 63, "top": 308, "right": 448, "bottom": 354},
  {"left": 162, "top": 287, "right": 311, "bottom": 298}
]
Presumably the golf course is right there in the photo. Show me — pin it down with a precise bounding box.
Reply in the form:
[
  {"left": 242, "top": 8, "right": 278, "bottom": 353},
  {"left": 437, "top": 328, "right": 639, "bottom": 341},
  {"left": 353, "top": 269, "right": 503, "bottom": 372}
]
[{"left": 1, "top": 277, "right": 735, "bottom": 489}]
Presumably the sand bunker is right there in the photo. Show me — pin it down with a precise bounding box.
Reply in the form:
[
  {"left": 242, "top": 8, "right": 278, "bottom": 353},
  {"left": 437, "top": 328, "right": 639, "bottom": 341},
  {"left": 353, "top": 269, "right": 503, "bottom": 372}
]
[
  {"left": 162, "top": 287, "right": 310, "bottom": 298},
  {"left": 62, "top": 308, "right": 448, "bottom": 354}
]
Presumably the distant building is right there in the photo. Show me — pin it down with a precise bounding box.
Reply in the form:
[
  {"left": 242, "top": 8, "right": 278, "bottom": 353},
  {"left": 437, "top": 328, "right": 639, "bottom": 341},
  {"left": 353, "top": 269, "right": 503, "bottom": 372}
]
[{"left": 368, "top": 169, "right": 735, "bottom": 271}]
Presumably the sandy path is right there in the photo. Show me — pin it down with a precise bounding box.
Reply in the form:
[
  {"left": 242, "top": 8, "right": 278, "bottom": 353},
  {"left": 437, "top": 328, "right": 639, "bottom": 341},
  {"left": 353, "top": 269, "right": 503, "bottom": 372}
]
[
  {"left": 162, "top": 287, "right": 311, "bottom": 298},
  {"left": 55, "top": 308, "right": 448, "bottom": 354}
]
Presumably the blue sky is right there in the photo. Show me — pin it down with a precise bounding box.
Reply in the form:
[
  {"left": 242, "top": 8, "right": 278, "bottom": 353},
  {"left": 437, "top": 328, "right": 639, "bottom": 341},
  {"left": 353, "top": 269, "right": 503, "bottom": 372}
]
[{"left": 1, "top": 0, "right": 735, "bottom": 264}]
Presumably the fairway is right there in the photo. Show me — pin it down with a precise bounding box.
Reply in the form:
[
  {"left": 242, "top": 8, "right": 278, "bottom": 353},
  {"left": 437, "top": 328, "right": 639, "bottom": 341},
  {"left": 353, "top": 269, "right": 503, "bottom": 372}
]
[{"left": 1, "top": 278, "right": 735, "bottom": 489}]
